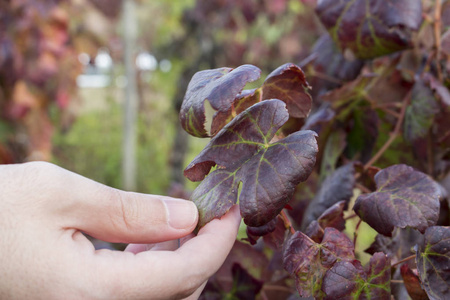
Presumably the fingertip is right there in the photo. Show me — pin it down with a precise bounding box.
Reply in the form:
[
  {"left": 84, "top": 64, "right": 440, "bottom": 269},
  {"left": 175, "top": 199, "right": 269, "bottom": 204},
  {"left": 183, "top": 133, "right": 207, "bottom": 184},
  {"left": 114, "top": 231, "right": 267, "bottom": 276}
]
[
  {"left": 163, "top": 198, "right": 198, "bottom": 230},
  {"left": 198, "top": 204, "right": 241, "bottom": 235},
  {"left": 228, "top": 204, "right": 241, "bottom": 225}
]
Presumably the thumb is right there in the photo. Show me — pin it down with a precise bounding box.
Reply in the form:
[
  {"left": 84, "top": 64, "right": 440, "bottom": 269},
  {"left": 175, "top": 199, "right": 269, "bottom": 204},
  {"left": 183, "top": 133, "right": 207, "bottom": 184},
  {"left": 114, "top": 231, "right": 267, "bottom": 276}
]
[
  {"left": 32, "top": 162, "right": 198, "bottom": 243},
  {"left": 72, "top": 190, "right": 199, "bottom": 244}
]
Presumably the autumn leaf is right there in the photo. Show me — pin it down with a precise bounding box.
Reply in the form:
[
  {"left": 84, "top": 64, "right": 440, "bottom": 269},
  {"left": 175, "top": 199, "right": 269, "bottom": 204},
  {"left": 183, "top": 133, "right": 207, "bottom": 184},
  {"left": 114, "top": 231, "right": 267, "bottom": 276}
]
[
  {"left": 261, "top": 63, "right": 312, "bottom": 119},
  {"left": 301, "top": 164, "right": 355, "bottom": 229},
  {"left": 180, "top": 65, "right": 261, "bottom": 137},
  {"left": 354, "top": 164, "right": 441, "bottom": 236},
  {"left": 185, "top": 99, "right": 318, "bottom": 228},
  {"left": 316, "top": 0, "right": 422, "bottom": 59},
  {"left": 416, "top": 226, "right": 450, "bottom": 300},
  {"left": 322, "top": 252, "right": 391, "bottom": 299},
  {"left": 400, "top": 264, "right": 429, "bottom": 300},
  {"left": 301, "top": 33, "right": 363, "bottom": 94},
  {"left": 404, "top": 78, "right": 439, "bottom": 143},
  {"left": 210, "top": 63, "right": 312, "bottom": 135},
  {"left": 283, "top": 228, "right": 355, "bottom": 298}
]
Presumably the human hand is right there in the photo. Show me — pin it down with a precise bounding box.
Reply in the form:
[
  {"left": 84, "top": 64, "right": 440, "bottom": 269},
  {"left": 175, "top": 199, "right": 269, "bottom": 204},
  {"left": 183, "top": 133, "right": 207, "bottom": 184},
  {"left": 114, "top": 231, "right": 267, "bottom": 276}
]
[{"left": 0, "top": 162, "right": 241, "bottom": 299}]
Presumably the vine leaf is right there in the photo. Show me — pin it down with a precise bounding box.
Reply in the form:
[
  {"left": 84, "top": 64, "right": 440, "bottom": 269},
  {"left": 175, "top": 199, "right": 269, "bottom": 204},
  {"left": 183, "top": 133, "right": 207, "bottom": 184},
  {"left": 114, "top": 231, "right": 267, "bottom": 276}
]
[
  {"left": 317, "top": 200, "right": 347, "bottom": 231},
  {"left": 404, "top": 78, "right": 439, "bottom": 143},
  {"left": 185, "top": 99, "right": 318, "bottom": 228},
  {"left": 261, "top": 63, "right": 312, "bottom": 119},
  {"left": 305, "top": 201, "right": 347, "bottom": 243},
  {"left": 230, "top": 264, "right": 264, "bottom": 299},
  {"left": 180, "top": 64, "right": 261, "bottom": 137},
  {"left": 400, "top": 264, "right": 429, "bottom": 300},
  {"left": 301, "top": 164, "right": 355, "bottom": 229},
  {"left": 315, "top": 0, "right": 422, "bottom": 59},
  {"left": 322, "top": 252, "right": 391, "bottom": 299},
  {"left": 200, "top": 263, "right": 263, "bottom": 300},
  {"left": 416, "top": 226, "right": 450, "bottom": 300},
  {"left": 246, "top": 217, "right": 278, "bottom": 245},
  {"left": 301, "top": 33, "right": 364, "bottom": 94},
  {"left": 211, "top": 63, "right": 312, "bottom": 135},
  {"left": 211, "top": 88, "right": 261, "bottom": 135},
  {"left": 283, "top": 228, "right": 355, "bottom": 298},
  {"left": 262, "top": 215, "right": 288, "bottom": 251},
  {"left": 354, "top": 164, "right": 441, "bottom": 236}
]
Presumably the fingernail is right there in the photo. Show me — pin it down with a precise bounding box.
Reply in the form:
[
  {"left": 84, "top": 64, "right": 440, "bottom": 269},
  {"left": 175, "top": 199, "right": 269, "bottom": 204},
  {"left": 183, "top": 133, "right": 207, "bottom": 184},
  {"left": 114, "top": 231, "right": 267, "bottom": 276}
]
[{"left": 163, "top": 199, "right": 198, "bottom": 230}]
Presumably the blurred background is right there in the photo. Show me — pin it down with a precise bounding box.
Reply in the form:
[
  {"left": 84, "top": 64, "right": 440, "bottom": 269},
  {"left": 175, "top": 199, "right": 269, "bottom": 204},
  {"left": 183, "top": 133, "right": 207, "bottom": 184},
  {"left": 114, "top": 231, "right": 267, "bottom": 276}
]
[{"left": 0, "top": 0, "right": 323, "bottom": 195}]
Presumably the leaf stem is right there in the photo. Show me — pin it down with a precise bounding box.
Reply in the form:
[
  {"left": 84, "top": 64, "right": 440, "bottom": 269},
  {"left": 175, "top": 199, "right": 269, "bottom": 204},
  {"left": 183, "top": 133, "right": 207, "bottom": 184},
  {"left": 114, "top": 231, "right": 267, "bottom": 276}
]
[
  {"left": 344, "top": 213, "right": 358, "bottom": 221},
  {"left": 378, "top": 107, "right": 401, "bottom": 119},
  {"left": 391, "top": 254, "right": 416, "bottom": 268},
  {"left": 355, "top": 182, "right": 371, "bottom": 194},
  {"left": 260, "top": 290, "right": 269, "bottom": 300},
  {"left": 364, "top": 91, "right": 411, "bottom": 169},
  {"left": 353, "top": 219, "right": 362, "bottom": 247},
  {"left": 434, "top": 0, "right": 443, "bottom": 82},
  {"left": 281, "top": 210, "right": 296, "bottom": 235},
  {"left": 262, "top": 284, "right": 296, "bottom": 293},
  {"left": 391, "top": 280, "right": 404, "bottom": 284},
  {"left": 310, "top": 70, "right": 344, "bottom": 84}
]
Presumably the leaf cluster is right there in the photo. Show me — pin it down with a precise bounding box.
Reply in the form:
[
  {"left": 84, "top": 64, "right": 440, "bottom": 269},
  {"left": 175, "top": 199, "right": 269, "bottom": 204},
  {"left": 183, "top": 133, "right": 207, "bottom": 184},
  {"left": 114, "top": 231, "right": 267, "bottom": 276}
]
[
  {"left": 179, "top": 0, "right": 450, "bottom": 299},
  {"left": 0, "top": 0, "right": 120, "bottom": 163}
]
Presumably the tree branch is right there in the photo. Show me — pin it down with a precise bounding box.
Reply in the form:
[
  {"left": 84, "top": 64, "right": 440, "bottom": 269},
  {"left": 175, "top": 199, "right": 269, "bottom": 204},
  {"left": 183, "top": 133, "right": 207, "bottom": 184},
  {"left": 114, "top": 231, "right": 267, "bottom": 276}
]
[{"left": 364, "top": 91, "right": 411, "bottom": 169}]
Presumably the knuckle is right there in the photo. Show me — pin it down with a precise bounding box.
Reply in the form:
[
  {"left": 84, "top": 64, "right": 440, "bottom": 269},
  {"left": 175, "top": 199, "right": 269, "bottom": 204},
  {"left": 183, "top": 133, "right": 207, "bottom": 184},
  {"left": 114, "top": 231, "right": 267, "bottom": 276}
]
[{"left": 108, "top": 189, "right": 142, "bottom": 233}]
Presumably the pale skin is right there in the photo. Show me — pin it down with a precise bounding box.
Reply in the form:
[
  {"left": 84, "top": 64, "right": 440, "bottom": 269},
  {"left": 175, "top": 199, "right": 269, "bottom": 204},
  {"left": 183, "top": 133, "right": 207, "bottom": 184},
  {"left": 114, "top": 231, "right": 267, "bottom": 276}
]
[{"left": 0, "top": 161, "right": 241, "bottom": 299}]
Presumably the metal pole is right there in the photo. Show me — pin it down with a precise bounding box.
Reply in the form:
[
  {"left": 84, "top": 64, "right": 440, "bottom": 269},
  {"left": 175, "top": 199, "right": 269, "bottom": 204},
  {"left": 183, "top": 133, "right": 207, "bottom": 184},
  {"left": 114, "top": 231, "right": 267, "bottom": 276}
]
[{"left": 122, "top": 0, "right": 138, "bottom": 191}]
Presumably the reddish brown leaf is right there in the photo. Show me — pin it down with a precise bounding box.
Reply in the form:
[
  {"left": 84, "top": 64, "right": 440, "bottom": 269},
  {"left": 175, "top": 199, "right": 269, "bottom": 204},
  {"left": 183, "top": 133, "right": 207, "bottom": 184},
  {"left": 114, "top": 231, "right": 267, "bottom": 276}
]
[
  {"left": 283, "top": 228, "right": 355, "bottom": 298},
  {"left": 186, "top": 100, "right": 318, "bottom": 228},
  {"left": 416, "top": 226, "right": 450, "bottom": 300},
  {"left": 180, "top": 65, "right": 261, "bottom": 137},
  {"left": 261, "top": 63, "right": 312, "bottom": 118},
  {"left": 354, "top": 164, "right": 441, "bottom": 236},
  {"left": 401, "top": 264, "right": 429, "bottom": 300},
  {"left": 316, "top": 0, "right": 422, "bottom": 59},
  {"left": 322, "top": 253, "right": 391, "bottom": 299}
]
